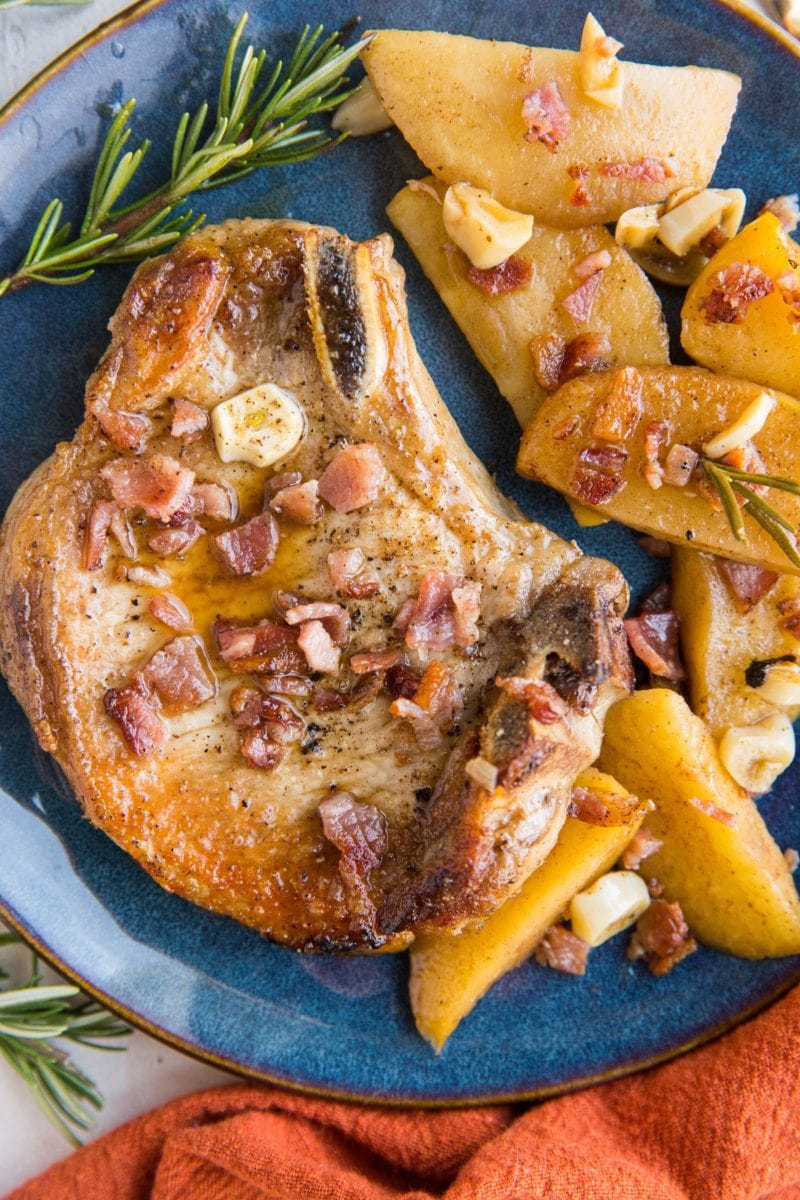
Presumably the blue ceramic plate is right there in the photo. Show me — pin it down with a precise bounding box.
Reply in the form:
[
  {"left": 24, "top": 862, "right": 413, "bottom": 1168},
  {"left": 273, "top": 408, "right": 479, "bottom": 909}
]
[{"left": 1, "top": 0, "right": 799, "bottom": 1104}]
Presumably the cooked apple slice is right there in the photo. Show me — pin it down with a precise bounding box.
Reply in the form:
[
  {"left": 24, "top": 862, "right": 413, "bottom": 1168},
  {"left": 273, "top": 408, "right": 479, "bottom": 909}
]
[
  {"left": 363, "top": 30, "right": 740, "bottom": 228},
  {"left": 409, "top": 768, "right": 644, "bottom": 1051}
]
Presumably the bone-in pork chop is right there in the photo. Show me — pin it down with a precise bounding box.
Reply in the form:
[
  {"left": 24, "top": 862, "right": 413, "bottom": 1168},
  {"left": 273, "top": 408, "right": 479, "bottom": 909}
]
[{"left": 0, "top": 220, "right": 632, "bottom": 949}]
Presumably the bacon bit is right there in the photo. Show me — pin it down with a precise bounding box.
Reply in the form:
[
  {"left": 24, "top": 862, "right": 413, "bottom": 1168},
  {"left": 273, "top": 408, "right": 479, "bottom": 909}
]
[
  {"left": 559, "top": 332, "right": 611, "bottom": 385},
  {"left": 522, "top": 81, "right": 570, "bottom": 152},
  {"left": 637, "top": 535, "right": 672, "bottom": 559},
  {"left": 126, "top": 564, "right": 171, "bottom": 588},
  {"left": 270, "top": 479, "right": 322, "bottom": 525},
  {"left": 624, "top": 611, "right": 685, "bottom": 681},
  {"left": 297, "top": 620, "right": 340, "bottom": 673},
  {"left": 697, "top": 224, "right": 729, "bottom": 258},
  {"left": 241, "top": 729, "right": 283, "bottom": 770},
  {"left": 716, "top": 558, "right": 778, "bottom": 614},
  {"left": 349, "top": 672, "right": 386, "bottom": 710},
  {"left": 785, "top": 847, "right": 800, "bottom": 872},
  {"left": 146, "top": 519, "right": 203, "bottom": 557},
  {"left": 192, "top": 482, "right": 237, "bottom": 523},
  {"left": 517, "top": 47, "right": 535, "bottom": 84},
  {"left": 149, "top": 592, "right": 192, "bottom": 632},
  {"left": 101, "top": 454, "right": 196, "bottom": 522},
  {"left": 284, "top": 602, "right": 350, "bottom": 647},
  {"left": 761, "top": 193, "right": 800, "bottom": 233},
  {"left": 170, "top": 398, "right": 208, "bottom": 441},
  {"left": 574, "top": 249, "right": 612, "bottom": 279},
  {"left": 569, "top": 786, "right": 611, "bottom": 824},
  {"left": 104, "top": 684, "right": 166, "bottom": 757},
  {"left": 83, "top": 500, "right": 116, "bottom": 570},
  {"left": 628, "top": 899, "right": 697, "bottom": 975},
  {"left": 599, "top": 157, "right": 673, "bottom": 182},
  {"left": 496, "top": 676, "right": 566, "bottom": 723},
  {"left": 214, "top": 511, "right": 279, "bottom": 576},
  {"left": 395, "top": 572, "right": 482, "bottom": 657},
  {"left": 639, "top": 582, "right": 671, "bottom": 613},
  {"left": 568, "top": 163, "right": 590, "bottom": 180},
  {"left": 467, "top": 256, "right": 532, "bottom": 295},
  {"left": 385, "top": 663, "right": 421, "bottom": 701},
  {"left": 570, "top": 443, "right": 628, "bottom": 506},
  {"left": 776, "top": 270, "right": 800, "bottom": 324},
  {"left": 327, "top": 547, "right": 379, "bottom": 599},
  {"left": 700, "top": 262, "right": 774, "bottom": 324},
  {"left": 262, "top": 472, "right": 300, "bottom": 502},
  {"left": 257, "top": 673, "right": 312, "bottom": 698},
  {"left": 560, "top": 272, "right": 603, "bottom": 323},
  {"left": 318, "top": 443, "right": 385, "bottom": 513},
  {"left": 390, "top": 661, "right": 463, "bottom": 749},
  {"left": 215, "top": 618, "right": 298, "bottom": 662},
  {"left": 230, "top": 688, "right": 303, "bottom": 744},
  {"left": 778, "top": 595, "right": 800, "bottom": 638},
  {"left": 642, "top": 419, "right": 669, "bottom": 490},
  {"left": 621, "top": 829, "right": 663, "bottom": 870},
  {"left": 663, "top": 443, "right": 699, "bottom": 488},
  {"left": 535, "top": 926, "right": 589, "bottom": 976},
  {"left": 139, "top": 636, "right": 216, "bottom": 712},
  {"left": 350, "top": 647, "right": 405, "bottom": 675},
  {"left": 553, "top": 414, "right": 581, "bottom": 441},
  {"left": 313, "top": 687, "right": 348, "bottom": 712},
  {"left": 530, "top": 331, "right": 566, "bottom": 392},
  {"left": 94, "top": 407, "right": 153, "bottom": 453},
  {"left": 688, "top": 795, "right": 736, "bottom": 826},
  {"left": 720, "top": 440, "right": 768, "bottom": 484},
  {"left": 590, "top": 367, "right": 643, "bottom": 443},
  {"left": 647, "top": 878, "right": 665, "bottom": 899},
  {"left": 109, "top": 508, "right": 137, "bottom": 559},
  {"left": 319, "top": 791, "right": 388, "bottom": 910},
  {"left": 570, "top": 182, "right": 592, "bottom": 208}
]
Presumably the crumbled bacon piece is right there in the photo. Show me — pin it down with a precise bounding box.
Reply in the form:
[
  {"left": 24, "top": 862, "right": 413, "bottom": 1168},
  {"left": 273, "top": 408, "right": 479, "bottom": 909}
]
[
  {"left": 553, "top": 414, "right": 581, "bottom": 441},
  {"left": 126, "top": 564, "right": 171, "bottom": 588},
  {"left": 628, "top": 899, "right": 697, "bottom": 975},
  {"left": 496, "top": 676, "right": 566, "bottom": 723},
  {"left": 559, "top": 332, "right": 611, "bottom": 385},
  {"left": 230, "top": 688, "right": 303, "bottom": 744},
  {"left": 574, "top": 249, "right": 612, "bottom": 279},
  {"left": 697, "top": 224, "right": 729, "bottom": 258},
  {"left": 567, "top": 163, "right": 590, "bottom": 180},
  {"left": 776, "top": 270, "right": 800, "bottom": 324},
  {"left": 522, "top": 81, "right": 570, "bottom": 152},
  {"left": 149, "top": 592, "right": 192, "bottom": 632},
  {"left": 349, "top": 672, "right": 386, "bottom": 710},
  {"left": 621, "top": 829, "right": 663, "bottom": 870},
  {"left": 778, "top": 595, "right": 800, "bottom": 637},
  {"left": 599, "top": 157, "right": 673, "bottom": 182},
  {"left": 215, "top": 618, "right": 298, "bottom": 662},
  {"left": 241, "top": 729, "right": 283, "bottom": 770},
  {"left": 318, "top": 444, "right": 385, "bottom": 513},
  {"left": 394, "top": 572, "right": 481, "bottom": 657},
  {"left": 590, "top": 367, "right": 643, "bottom": 443},
  {"left": 319, "top": 792, "right": 388, "bottom": 910},
  {"left": 313, "top": 687, "right": 348, "bottom": 712},
  {"left": 570, "top": 182, "right": 592, "bottom": 209},
  {"left": 110, "top": 509, "right": 137, "bottom": 559},
  {"left": 639, "top": 582, "right": 671, "bottom": 614},
  {"left": 270, "top": 479, "right": 322, "bottom": 525},
  {"left": 700, "top": 262, "right": 774, "bottom": 324},
  {"left": 624, "top": 611, "right": 685, "bottom": 681},
  {"left": 104, "top": 684, "right": 166, "bottom": 757},
  {"left": 83, "top": 500, "right": 116, "bottom": 571},
  {"left": 101, "top": 454, "right": 196, "bottom": 522},
  {"left": 761, "top": 193, "right": 800, "bottom": 233},
  {"left": 385, "top": 663, "right": 420, "bottom": 701},
  {"left": 285, "top": 601, "right": 351, "bottom": 647},
  {"left": 192, "top": 482, "right": 237, "bottom": 523},
  {"left": 139, "top": 636, "right": 216, "bottom": 712},
  {"left": 390, "top": 661, "right": 463, "bottom": 749},
  {"left": 642, "top": 419, "right": 669, "bottom": 490},
  {"left": 560, "top": 272, "right": 603, "bottom": 323},
  {"left": 467, "top": 256, "right": 532, "bottom": 295},
  {"left": 688, "top": 795, "right": 736, "bottom": 825},
  {"left": 535, "top": 925, "right": 589, "bottom": 976},
  {"left": 570, "top": 444, "right": 628, "bottom": 506},
  {"left": 716, "top": 558, "right": 778, "bottom": 614},
  {"left": 530, "top": 332, "right": 566, "bottom": 392},
  {"left": 569, "top": 786, "right": 611, "bottom": 824},
  {"left": 264, "top": 471, "right": 303, "bottom": 501},
  {"left": 327, "top": 547, "right": 379, "bottom": 599},
  {"left": 147, "top": 519, "right": 202, "bottom": 557},
  {"left": 637, "top": 536, "right": 672, "bottom": 559},
  {"left": 663, "top": 443, "right": 699, "bottom": 488},
  {"left": 170, "top": 398, "right": 208, "bottom": 440},
  {"left": 214, "top": 511, "right": 279, "bottom": 576},
  {"left": 94, "top": 407, "right": 153, "bottom": 453},
  {"left": 350, "top": 647, "right": 405, "bottom": 675},
  {"left": 257, "top": 673, "right": 312, "bottom": 698},
  {"left": 297, "top": 620, "right": 340, "bottom": 673}
]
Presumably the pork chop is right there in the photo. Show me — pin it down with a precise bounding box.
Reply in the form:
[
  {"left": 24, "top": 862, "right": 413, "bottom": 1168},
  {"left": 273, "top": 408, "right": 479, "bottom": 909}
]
[{"left": 0, "top": 219, "right": 632, "bottom": 950}]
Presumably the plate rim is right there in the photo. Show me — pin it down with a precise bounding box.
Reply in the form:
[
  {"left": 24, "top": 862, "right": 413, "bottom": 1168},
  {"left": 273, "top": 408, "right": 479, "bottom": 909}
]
[{"left": 1, "top": 0, "right": 799, "bottom": 1107}]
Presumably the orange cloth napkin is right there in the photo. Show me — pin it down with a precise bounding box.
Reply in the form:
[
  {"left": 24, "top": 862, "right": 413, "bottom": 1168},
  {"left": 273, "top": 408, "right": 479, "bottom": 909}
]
[{"left": 9, "top": 981, "right": 800, "bottom": 1200}]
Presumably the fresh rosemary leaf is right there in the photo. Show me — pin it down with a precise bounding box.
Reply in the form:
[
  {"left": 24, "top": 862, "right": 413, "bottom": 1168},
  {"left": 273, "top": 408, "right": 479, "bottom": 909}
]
[
  {"left": 702, "top": 458, "right": 800, "bottom": 567},
  {"left": 703, "top": 461, "right": 746, "bottom": 541},
  {"left": 0, "top": 14, "right": 370, "bottom": 298}
]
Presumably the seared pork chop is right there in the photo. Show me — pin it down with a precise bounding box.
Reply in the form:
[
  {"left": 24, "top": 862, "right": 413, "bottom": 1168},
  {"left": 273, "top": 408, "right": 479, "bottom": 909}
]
[{"left": 0, "top": 220, "right": 632, "bottom": 949}]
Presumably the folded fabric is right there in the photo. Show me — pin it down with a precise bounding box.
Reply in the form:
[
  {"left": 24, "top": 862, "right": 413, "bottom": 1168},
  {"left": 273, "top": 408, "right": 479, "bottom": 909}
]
[{"left": 8, "top": 980, "right": 800, "bottom": 1200}]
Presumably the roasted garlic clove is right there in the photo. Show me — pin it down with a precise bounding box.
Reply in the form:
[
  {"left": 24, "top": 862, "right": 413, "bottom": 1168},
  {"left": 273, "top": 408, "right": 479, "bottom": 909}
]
[
  {"left": 442, "top": 183, "right": 534, "bottom": 270},
  {"left": 570, "top": 870, "right": 650, "bottom": 947},
  {"left": 718, "top": 712, "right": 796, "bottom": 793},
  {"left": 331, "top": 78, "right": 394, "bottom": 136},
  {"left": 703, "top": 391, "right": 775, "bottom": 459}
]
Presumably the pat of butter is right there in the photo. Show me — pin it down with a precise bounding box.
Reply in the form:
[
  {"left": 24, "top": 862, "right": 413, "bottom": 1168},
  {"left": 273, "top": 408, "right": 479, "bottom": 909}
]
[{"left": 211, "top": 384, "right": 306, "bottom": 469}]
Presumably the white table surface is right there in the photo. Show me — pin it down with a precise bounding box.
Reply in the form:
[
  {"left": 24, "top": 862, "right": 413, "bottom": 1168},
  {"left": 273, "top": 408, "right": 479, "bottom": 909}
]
[{"left": 0, "top": 0, "right": 783, "bottom": 1192}]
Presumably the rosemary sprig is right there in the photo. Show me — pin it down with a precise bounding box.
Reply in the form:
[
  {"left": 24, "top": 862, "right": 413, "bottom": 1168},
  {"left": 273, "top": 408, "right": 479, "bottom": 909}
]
[
  {"left": 702, "top": 458, "right": 800, "bottom": 567},
  {"left": 0, "top": 932, "right": 129, "bottom": 1145},
  {"left": 0, "top": 14, "right": 369, "bottom": 297}
]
